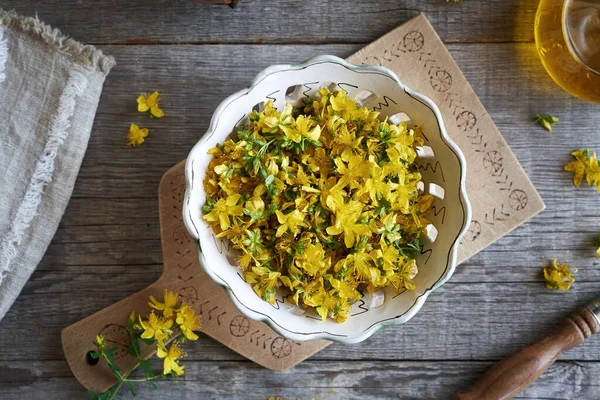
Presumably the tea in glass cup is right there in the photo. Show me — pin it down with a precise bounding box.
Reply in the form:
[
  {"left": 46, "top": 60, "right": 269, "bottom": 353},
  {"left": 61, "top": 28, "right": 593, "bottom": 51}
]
[{"left": 535, "top": 0, "right": 600, "bottom": 103}]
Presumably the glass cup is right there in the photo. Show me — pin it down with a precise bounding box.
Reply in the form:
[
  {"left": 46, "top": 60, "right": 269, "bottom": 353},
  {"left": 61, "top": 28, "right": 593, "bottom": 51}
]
[{"left": 535, "top": 0, "right": 600, "bottom": 103}]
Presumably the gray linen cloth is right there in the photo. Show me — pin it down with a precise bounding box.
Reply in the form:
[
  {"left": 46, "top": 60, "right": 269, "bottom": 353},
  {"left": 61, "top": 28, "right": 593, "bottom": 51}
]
[{"left": 0, "top": 10, "right": 115, "bottom": 321}]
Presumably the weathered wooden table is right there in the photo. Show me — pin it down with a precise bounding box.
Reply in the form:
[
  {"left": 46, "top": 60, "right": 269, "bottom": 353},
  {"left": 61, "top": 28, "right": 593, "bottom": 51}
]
[{"left": 1, "top": 1, "right": 599, "bottom": 399}]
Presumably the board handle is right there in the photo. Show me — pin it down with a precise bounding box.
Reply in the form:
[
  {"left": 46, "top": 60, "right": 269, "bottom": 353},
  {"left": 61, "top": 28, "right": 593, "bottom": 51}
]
[
  {"left": 455, "top": 306, "right": 600, "bottom": 400},
  {"left": 61, "top": 278, "right": 173, "bottom": 394}
]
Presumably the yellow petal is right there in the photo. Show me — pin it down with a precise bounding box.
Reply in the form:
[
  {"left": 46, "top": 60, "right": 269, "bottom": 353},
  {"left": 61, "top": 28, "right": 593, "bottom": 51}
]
[
  {"left": 157, "top": 346, "right": 167, "bottom": 358},
  {"left": 141, "top": 329, "right": 154, "bottom": 339},
  {"left": 151, "top": 105, "right": 165, "bottom": 118},
  {"left": 137, "top": 95, "right": 150, "bottom": 112},
  {"left": 183, "top": 328, "right": 199, "bottom": 341},
  {"left": 171, "top": 361, "right": 185, "bottom": 376},
  {"left": 163, "top": 358, "right": 172, "bottom": 375}
]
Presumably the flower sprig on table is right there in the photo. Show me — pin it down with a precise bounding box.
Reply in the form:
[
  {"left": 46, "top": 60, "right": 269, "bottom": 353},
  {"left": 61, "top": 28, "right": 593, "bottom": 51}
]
[
  {"left": 88, "top": 290, "right": 200, "bottom": 400},
  {"left": 535, "top": 114, "right": 559, "bottom": 132}
]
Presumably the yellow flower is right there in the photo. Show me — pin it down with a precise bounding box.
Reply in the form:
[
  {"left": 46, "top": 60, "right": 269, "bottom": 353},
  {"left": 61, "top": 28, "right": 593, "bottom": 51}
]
[
  {"left": 203, "top": 194, "right": 244, "bottom": 230},
  {"left": 280, "top": 115, "right": 321, "bottom": 143},
  {"left": 331, "top": 153, "right": 372, "bottom": 192},
  {"left": 543, "top": 259, "right": 577, "bottom": 291},
  {"left": 275, "top": 209, "right": 307, "bottom": 237},
  {"left": 329, "top": 90, "right": 356, "bottom": 120},
  {"left": 565, "top": 149, "right": 600, "bottom": 191},
  {"left": 137, "top": 91, "right": 165, "bottom": 118},
  {"left": 176, "top": 303, "right": 201, "bottom": 341},
  {"left": 332, "top": 124, "right": 363, "bottom": 158},
  {"left": 357, "top": 163, "right": 395, "bottom": 203},
  {"left": 126, "top": 123, "right": 149, "bottom": 147},
  {"left": 148, "top": 290, "right": 178, "bottom": 318},
  {"left": 244, "top": 266, "right": 281, "bottom": 303},
  {"left": 255, "top": 101, "right": 293, "bottom": 132},
  {"left": 139, "top": 312, "right": 173, "bottom": 343},
  {"left": 157, "top": 342, "right": 185, "bottom": 376},
  {"left": 326, "top": 193, "right": 371, "bottom": 248},
  {"left": 295, "top": 242, "right": 329, "bottom": 276}
]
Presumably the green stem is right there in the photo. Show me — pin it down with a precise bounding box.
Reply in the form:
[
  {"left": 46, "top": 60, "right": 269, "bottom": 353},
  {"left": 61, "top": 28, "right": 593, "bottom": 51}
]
[
  {"left": 124, "top": 374, "right": 163, "bottom": 383},
  {"left": 101, "top": 348, "right": 141, "bottom": 400},
  {"left": 106, "top": 381, "right": 124, "bottom": 400}
]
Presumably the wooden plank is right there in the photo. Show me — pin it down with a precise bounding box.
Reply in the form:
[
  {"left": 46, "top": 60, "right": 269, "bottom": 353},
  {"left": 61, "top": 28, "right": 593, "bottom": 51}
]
[
  {"left": 5, "top": 281, "right": 600, "bottom": 362},
  {"left": 1, "top": 1, "right": 539, "bottom": 45},
  {"left": 1, "top": 360, "right": 599, "bottom": 399},
  {"left": 34, "top": 230, "right": 600, "bottom": 279}
]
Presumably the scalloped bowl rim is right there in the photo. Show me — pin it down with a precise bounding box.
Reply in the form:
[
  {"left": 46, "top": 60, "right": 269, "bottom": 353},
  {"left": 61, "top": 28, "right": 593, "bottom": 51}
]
[{"left": 183, "top": 55, "right": 472, "bottom": 344}]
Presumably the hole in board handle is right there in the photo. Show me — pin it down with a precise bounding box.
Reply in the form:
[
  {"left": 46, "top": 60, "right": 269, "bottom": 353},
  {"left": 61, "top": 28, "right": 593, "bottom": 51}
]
[{"left": 86, "top": 350, "right": 100, "bottom": 366}]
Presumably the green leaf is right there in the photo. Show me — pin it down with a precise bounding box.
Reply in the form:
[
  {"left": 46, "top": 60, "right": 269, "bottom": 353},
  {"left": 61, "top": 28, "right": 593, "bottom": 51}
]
[
  {"left": 140, "top": 359, "right": 154, "bottom": 378},
  {"left": 89, "top": 351, "right": 102, "bottom": 359},
  {"left": 141, "top": 337, "right": 155, "bottom": 346},
  {"left": 109, "top": 362, "right": 121, "bottom": 376},
  {"left": 125, "top": 381, "right": 137, "bottom": 397},
  {"left": 127, "top": 339, "right": 141, "bottom": 358},
  {"left": 104, "top": 347, "right": 117, "bottom": 364},
  {"left": 89, "top": 390, "right": 112, "bottom": 400},
  {"left": 99, "top": 391, "right": 113, "bottom": 400},
  {"left": 252, "top": 157, "right": 261, "bottom": 173},
  {"left": 151, "top": 382, "right": 158, "bottom": 390},
  {"left": 201, "top": 200, "right": 215, "bottom": 214}
]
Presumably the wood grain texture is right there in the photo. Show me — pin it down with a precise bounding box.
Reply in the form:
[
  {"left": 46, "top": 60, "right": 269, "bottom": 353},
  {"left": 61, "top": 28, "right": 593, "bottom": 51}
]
[
  {"left": 5, "top": 282, "right": 600, "bottom": 363},
  {"left": 0, "top": 0, "right": 540, "bottom": 44},
  {"left": 1, "top": 4, "right": 600, "bottom": 399},
  {"left": 2, "top": 360, "right": 600, "bottom": 400}
]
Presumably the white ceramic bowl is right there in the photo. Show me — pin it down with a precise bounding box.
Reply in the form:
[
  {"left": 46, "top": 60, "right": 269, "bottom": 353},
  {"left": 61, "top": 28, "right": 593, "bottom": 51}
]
[{"left": 183, "top": 55, "right": 471, "bottom": 344}]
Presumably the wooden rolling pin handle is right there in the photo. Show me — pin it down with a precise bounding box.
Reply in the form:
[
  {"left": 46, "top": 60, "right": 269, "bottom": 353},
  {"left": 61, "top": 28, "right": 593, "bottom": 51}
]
[{"left": 456, "top": 306, "right": 600, "bottom": 400}]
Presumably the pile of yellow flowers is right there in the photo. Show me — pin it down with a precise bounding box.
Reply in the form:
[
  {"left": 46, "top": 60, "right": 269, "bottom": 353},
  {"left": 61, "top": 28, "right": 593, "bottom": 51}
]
[{"left": 202, "top": 88, "right": 433, "bottom": 323}]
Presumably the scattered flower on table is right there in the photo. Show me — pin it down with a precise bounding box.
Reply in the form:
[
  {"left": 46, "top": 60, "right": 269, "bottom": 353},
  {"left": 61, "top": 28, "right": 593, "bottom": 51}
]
[
  {"left": 89, "top": 291, "right": 200, "bottom": 400},
  {"left": 137, "top": 91, "right": 165, "bottom": 118},
  {"left": 126, "top": 123, "right": 149, "bottom": 146},
  {"left": 535, "top": 114, "right": 559, "bottom": 132},
  {"left": 543, "top": 259, "right": 577, "bottom": 291},
  {"left": 564, "top": 148, "right": 600, "bottom": 191}
]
